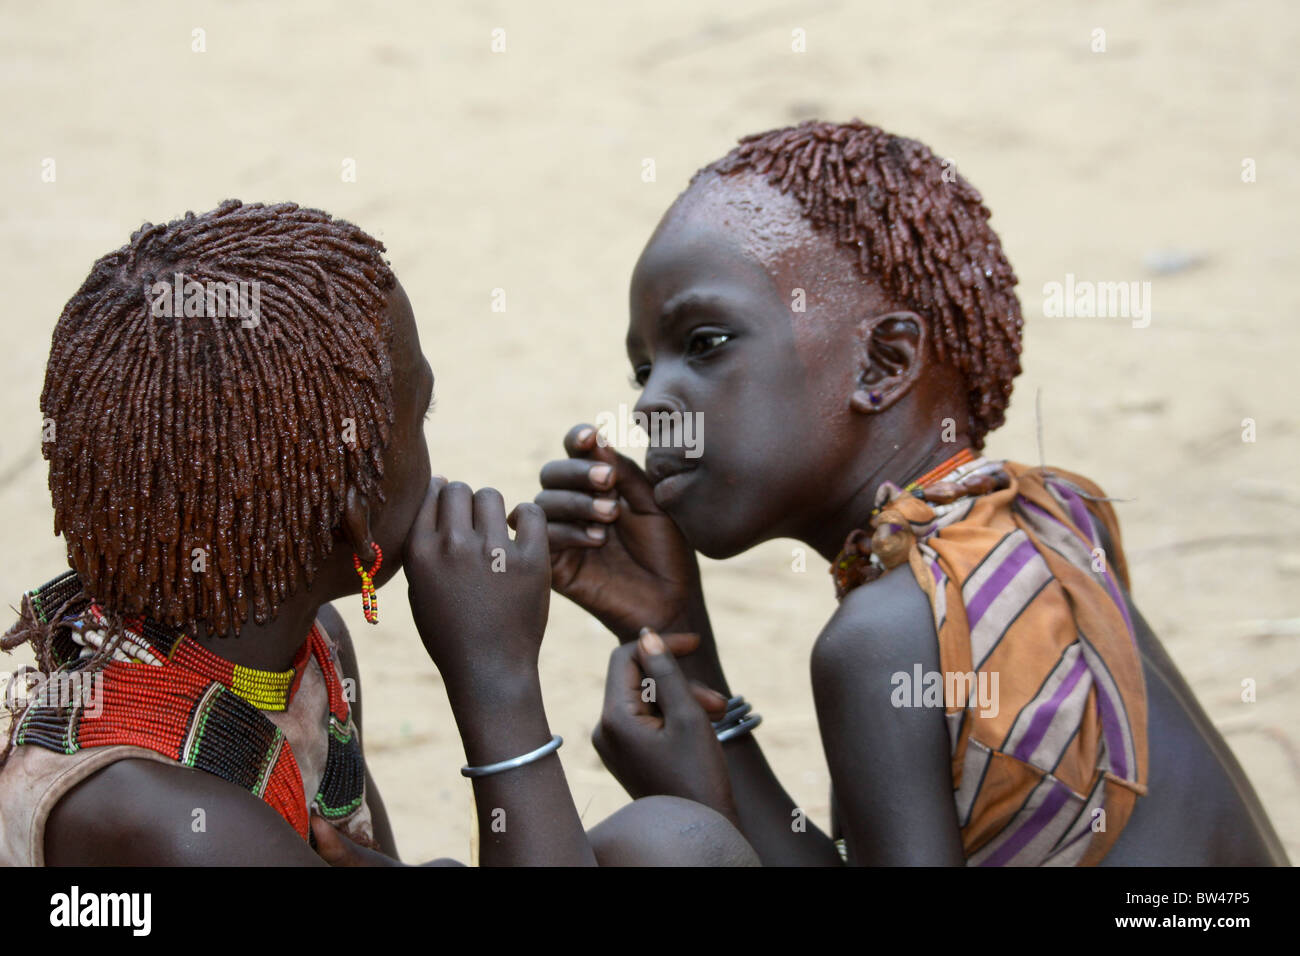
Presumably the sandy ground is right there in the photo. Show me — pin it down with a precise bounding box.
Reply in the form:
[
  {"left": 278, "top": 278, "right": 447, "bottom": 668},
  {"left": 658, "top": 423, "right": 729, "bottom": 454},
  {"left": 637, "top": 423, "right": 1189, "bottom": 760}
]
[{"left": 0, "top": 0, "right": 1296, "bottom": 863}]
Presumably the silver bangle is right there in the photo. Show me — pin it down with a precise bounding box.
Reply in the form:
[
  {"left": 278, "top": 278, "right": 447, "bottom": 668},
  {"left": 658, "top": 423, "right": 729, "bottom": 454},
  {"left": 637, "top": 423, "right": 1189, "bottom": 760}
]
[
  {"left": 716, "top": 714, "right": 761, "bottom": 743},
  {"left": 461, "top": 734, "right": 563, "bottom": 778}
]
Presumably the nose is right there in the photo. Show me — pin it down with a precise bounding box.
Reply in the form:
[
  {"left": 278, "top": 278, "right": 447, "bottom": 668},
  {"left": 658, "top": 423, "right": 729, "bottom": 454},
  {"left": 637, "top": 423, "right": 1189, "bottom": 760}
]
[{"left": 633, "top": 369, "right": 680, "bottom": 421}]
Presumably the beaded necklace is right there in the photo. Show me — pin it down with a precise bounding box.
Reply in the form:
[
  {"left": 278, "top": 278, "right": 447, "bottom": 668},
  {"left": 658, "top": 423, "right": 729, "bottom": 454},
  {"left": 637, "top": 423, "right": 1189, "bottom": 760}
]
[
  {"left": 10, "top": 570, "right": 367, "bottom": 839},
  {"left": 831, "top": 449, "right": 1011, "bottom": 598}
]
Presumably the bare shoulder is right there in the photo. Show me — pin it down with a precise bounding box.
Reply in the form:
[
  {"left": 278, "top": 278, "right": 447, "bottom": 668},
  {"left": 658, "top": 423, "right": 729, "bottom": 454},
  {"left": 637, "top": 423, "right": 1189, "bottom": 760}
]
[
  {"left": 812, "top": 565, "right": 938, "bottom": 688},
  {"left": 45, "top": 757, "right": 323, "bottom": 865}
]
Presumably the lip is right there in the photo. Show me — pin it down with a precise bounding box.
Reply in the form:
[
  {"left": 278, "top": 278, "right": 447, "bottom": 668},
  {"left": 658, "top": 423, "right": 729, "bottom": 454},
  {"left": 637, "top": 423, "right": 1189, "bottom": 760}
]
[
  {"left": 645, "top": 453, "right": 700, "bottom": 508},
  {"left": 651, "top": 467, "right": 699, "bottom": 509}
]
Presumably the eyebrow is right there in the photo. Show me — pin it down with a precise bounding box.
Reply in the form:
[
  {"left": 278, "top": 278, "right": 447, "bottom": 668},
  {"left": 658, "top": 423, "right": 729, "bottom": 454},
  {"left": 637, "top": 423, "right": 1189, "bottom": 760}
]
[{"left": 658, "top": 291, "right": 729, "bottom": 329}]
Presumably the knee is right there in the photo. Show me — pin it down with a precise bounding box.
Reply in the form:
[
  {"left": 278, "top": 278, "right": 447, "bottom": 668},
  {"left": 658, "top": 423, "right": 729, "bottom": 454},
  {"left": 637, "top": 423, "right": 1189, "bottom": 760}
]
[{"left": 589, "top": 796, "right": 759, "bottom": 867}]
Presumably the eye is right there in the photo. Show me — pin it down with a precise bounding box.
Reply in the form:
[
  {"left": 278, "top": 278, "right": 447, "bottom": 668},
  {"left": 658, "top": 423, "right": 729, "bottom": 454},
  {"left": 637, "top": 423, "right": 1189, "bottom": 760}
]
[
  {"left": 424, "top": 391, "right": 437, "bottom": 421},
  {"left": 629, "top": 364, "right": 651, "bottom": 389},
  {"left": 686, "top": 330, "right": 731, "bottom": 356}
]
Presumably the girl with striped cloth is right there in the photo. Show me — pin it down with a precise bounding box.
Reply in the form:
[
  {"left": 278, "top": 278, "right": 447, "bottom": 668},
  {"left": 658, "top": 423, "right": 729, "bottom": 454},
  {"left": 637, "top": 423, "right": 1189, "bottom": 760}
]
[{"left": 536, "top": 121, "right": 1288, "bottom": 866}]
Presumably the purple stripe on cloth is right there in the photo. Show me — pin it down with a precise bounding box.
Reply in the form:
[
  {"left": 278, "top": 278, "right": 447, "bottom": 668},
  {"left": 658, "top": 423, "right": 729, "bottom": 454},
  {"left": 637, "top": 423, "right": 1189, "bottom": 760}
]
[
  {"left": 1012, "top": 654, "right": 1089, "bottom": 763},
  {"left": 1049, "top": 480, "right": 1099, "bottom": 547},
  {"left": 967, "top": 539, "right": 1038, "bottom": 629},
  {"left": 930, "top": 559, "right": 943, "bottom": 584},
  {"left": 979, "top": 782, "right": 1073, "bottom": 867},
  {"left": 1092, "top": 670, "right": 1130, "bottom": 780},
  {"left": 1018, "top": 494, "right": 1136, "bottom": 644}
]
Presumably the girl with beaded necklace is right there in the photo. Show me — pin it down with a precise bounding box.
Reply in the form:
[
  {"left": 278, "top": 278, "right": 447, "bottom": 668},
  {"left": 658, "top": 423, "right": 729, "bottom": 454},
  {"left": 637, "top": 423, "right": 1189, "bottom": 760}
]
[
  {"left": 0, "top": 200, "right": 756, "bottom": 866},
  {"left": 535, "top": 121, "right": 1288, "bottom": 866}
]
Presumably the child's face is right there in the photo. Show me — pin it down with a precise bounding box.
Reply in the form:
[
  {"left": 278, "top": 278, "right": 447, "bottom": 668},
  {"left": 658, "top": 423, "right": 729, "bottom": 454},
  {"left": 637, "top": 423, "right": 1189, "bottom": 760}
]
[
  {"left": 627, "top": 173, "right": 891, "bottom": 558},
  {"left": 366, "top": 278, "right": 434, "bottom": 584}
]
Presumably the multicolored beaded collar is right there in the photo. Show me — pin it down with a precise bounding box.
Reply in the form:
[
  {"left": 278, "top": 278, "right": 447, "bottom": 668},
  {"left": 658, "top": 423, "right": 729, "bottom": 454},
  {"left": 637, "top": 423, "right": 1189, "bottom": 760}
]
[
  {"left": 831, "top": 449, "right": 1011, "bottom": 599},
  {"left": 10, "top": 570, "right": 366, "bottom": 839}
]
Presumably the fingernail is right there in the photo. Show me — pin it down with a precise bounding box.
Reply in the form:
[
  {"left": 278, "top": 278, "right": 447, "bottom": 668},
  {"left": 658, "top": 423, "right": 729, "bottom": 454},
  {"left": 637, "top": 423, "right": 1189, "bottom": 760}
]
[
  {"left": 639, "top": 630, "right": 664, "bottom": 655},
  {"left": 592, "top": 498, "right": 616, "bottom": 517},
  {"left": 590, "top": 464, "right": 613, "bottom": 486},
  {"left": 577, "top": 427, "right": 594, "bottom": 444},
  {"left": 586, "top": 524, "right": 606, "bottom": 541},
  {"left": 433, "top": 474, "right": 446, "bottom": 481}
]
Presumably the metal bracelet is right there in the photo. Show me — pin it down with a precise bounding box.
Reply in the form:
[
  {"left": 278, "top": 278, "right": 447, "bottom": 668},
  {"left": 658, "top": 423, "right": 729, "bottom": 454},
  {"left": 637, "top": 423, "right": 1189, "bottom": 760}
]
[
  {"left": 715, "top": 701, "right": 753, "bottom": 727},
  {"left": 716, "top": 713, "right": 761, "bottom": 743},
  {"left": 461, "top": 734, "right": 563, "bottom": 778}
]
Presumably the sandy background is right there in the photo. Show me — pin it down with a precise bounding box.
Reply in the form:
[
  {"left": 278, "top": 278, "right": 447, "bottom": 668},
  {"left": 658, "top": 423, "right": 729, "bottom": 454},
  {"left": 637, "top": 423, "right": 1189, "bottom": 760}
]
[{"left": 1, "top": 0, "right": 1295, "bottom": 863}]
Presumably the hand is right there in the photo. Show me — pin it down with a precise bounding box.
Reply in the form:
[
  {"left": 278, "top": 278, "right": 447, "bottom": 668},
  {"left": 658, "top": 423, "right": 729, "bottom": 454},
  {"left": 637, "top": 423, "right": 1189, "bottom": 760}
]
[
  {"left": 591, "top": 628, "right": 738, "bottom": 825},
  {"left": 403, "top": 478, "right": 551, "bottom": 692},
  {"left": 536, "top": 424, "right": 702, "bottom": 643},
  {"left": 311, "top": 816, "right": 401, "bottom": 866}
]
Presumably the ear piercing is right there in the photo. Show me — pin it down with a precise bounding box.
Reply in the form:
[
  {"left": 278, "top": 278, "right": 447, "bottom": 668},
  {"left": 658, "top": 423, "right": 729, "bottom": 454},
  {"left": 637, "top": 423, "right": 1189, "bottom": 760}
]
[
  {"left": 353, "top": 543, "right": 382, "bottom": 624},
  {"left": 868, "top": 390, "right": 882, "bottom": 406}
]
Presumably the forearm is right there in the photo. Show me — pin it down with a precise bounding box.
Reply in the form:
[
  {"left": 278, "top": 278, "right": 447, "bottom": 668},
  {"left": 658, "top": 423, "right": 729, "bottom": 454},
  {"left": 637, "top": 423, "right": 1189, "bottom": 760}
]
[
  {"left": 445, "top": 668, "right": 597, "bottom": 867},
  {"left": 669, "top": 597, "right": 841, "bottom": 866}
]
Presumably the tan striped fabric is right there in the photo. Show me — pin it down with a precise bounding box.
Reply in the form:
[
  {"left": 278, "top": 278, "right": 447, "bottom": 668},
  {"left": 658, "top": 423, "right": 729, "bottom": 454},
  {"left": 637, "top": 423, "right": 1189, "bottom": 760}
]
[{"left": 886, "top": 460, "right": 1148, "bottom": 866}]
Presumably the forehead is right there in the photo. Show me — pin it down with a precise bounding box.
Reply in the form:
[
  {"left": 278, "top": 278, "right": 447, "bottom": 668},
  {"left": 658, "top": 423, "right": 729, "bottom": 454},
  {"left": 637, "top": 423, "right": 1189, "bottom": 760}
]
[
  {"left": 382, "top": 279, "right": 426, "bottom": 380},
  {"left": 630, "top": 172, "right": 888, "bottom": 337}
]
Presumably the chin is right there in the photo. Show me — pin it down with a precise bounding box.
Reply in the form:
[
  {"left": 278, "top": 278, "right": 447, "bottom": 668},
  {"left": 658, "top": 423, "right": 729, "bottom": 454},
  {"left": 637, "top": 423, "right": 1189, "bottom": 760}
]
[{"left": 669, "top": 501, "right": 765, "bottom": 561}]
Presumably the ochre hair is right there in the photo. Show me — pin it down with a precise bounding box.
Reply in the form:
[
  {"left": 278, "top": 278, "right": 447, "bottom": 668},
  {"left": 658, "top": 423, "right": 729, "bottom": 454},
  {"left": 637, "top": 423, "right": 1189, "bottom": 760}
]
[
  {"left": 29, "top": 200, "right": 396, "bottom": 640},
  {"left": 697, "top": 120, "right": 1023, "bottom": 448}
]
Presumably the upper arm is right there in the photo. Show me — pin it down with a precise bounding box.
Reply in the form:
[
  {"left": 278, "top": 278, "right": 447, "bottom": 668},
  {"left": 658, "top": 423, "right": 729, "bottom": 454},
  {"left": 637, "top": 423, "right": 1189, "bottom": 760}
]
[
  {"left": 45, "top": 758, "right": 327, "bottom": 866},
  {"left": 810, "top": 569, "right": 966, "bottom": 865}
]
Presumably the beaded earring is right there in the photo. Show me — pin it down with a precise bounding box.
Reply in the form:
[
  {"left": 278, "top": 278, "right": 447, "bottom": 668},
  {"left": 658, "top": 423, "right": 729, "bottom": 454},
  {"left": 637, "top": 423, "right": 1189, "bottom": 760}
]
[{"left": 353, "top": 543, "right": 382, "bottom": 624}]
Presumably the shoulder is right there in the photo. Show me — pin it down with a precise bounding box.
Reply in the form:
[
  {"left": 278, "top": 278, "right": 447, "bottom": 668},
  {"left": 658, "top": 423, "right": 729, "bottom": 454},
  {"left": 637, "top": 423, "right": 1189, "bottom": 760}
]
[
  {"left": 45, "top": 757, "right": 321, "bottom": 865},
  {"left": 811, "top": 564, "right": 939, "bottom": 691}
]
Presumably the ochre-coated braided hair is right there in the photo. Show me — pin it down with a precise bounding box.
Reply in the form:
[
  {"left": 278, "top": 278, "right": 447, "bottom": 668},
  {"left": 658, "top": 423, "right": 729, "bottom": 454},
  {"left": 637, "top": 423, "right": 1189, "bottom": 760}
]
[
  {"left": 19, "top": 200, "right": 396, "bottom": 647},
  {"left": 696, "top": 120, "right": 1023, "bottom": 449}
]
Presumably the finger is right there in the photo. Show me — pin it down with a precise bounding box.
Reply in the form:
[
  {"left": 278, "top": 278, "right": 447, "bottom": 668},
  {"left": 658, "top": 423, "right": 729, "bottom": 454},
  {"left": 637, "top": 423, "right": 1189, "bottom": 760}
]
[
  {"left": 472, "top": 487, "right": 508, "bottom": 544},
  {"left": 546, "top": 521, "right": 608, "bottom": 551},
  {"left": 533, "top": 489, "right": 619, "bottom": 524},
  {"left": 436, "top": 481, "right": 473, "bottom": 533},
  {"left": 403, "top": 476, "right": 447, "bottom": 562},
  {"left": 507, "top": 501, "right": 548, "bottom": 557},
  {"left": 633, "top": 628, "right": 699, "bottom": 727},
  {"left": 583, "top": 441, "right": 660, "bottom": 514},
  {"left": 562, "top": 423, "right": 601, "bottom": 458},
  {"left": 603, "top": 642, "right": 656, "bottom": 722},
  {"left": 538, "top": 458, "right": 617, "bottom": 494},
  {"left": 556, "top": 424, "right": 659, "bottom": 513},
  {"left": 690, "top": 680, "right": 729, "bottom": 721}
]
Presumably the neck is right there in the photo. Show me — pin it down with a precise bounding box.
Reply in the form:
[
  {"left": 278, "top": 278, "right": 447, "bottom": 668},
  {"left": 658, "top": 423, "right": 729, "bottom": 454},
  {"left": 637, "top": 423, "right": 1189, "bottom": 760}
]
[
  {"left": 190, "top": 597, "right": 322, "bottom": 671},
  {"left": 808, "top": 438, "right": 974, "bottom": 562}
]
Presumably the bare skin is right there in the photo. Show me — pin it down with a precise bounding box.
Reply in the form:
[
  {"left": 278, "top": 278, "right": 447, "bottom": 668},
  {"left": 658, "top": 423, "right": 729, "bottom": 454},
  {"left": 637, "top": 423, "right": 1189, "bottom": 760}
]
[
  {"left": 43, "top": 277, "right": 757, "bottom": 867},
  {"left": 537, "top": 170, "right": 1288, "bottom": 866}
]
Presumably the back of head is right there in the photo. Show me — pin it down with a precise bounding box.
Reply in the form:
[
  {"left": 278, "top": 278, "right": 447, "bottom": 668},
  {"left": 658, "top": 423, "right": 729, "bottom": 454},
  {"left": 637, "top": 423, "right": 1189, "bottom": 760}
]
[
  {"left": 696, "top": 120, "right": 1024, "bottom": 449},
  {"left": 37, "top": 200, "right": 396, "bottom": 639}
]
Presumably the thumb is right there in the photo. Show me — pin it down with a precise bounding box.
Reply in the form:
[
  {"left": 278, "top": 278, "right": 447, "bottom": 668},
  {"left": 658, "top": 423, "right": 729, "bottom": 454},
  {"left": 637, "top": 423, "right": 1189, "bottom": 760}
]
[
  {"left": 312, "top": 815, "right": 355, "bottom": 866},
  {"left": 634, "top": 628, "right": 698, "bottom": 725},
  {"left": 311, "top": 815, "right": 397, "bottom": 867}
]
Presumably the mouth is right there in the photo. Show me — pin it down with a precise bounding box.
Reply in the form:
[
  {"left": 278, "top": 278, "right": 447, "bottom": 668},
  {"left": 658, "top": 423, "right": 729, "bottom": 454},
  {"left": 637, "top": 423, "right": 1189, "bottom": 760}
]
[{"left": 645, "top": 453, "right": 699, "bottom": 508}]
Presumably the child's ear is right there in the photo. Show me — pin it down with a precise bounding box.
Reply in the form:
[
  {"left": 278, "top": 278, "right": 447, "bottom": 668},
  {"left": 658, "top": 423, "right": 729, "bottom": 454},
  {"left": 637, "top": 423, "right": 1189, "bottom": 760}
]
[
  {"left": 342, "top": 485, "right": 378, "bottom": 562},
  {"left": 849, "top": 311, "right": 926, "bottom": 415}
]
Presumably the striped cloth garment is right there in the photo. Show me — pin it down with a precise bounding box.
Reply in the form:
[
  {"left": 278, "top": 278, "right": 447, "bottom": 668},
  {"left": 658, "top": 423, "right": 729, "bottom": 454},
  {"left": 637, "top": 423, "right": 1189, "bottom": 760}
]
[{"left": 888, "top": 458, "right": 1148, "bottom": 866}]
